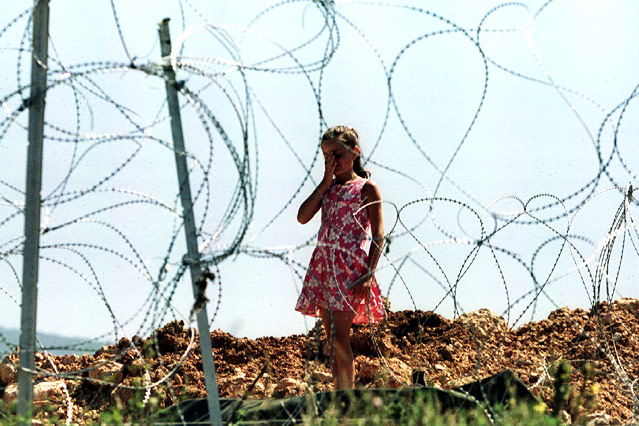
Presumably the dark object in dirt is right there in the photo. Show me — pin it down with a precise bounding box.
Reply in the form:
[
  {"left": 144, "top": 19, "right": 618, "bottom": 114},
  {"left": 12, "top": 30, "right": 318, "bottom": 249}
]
[
  {"left": 157, "top": 388, "right": 481, "bottom": 424},
  {"left": 157, "top": 372, "right": 534, "bottom": 424},
  {"left": 453, "top": 369, "right": 539, "bottom": 408}
]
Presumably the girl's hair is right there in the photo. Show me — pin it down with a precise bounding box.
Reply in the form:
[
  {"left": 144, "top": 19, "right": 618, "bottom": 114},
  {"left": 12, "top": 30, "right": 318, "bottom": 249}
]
[{"left": 321, "top": 125, "right": 371, "bottom": 178}]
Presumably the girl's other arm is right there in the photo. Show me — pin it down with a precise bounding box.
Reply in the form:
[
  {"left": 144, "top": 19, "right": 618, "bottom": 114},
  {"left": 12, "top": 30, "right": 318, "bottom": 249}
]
[
  {"left": 297, "top": 152, "right": 335, "bottom": 224},
  {"left": 363, "top": 181, "right": 384, "bottom": 273},
  {"left": 297, "top": 180, "right": 330, "bottom": 224},
  {"left": 353, "top": 181, "right": 384, "bottom": 299}
]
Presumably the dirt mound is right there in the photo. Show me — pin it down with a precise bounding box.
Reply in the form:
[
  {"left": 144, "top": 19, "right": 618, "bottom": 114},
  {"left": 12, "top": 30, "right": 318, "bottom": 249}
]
[{"left": 1, "top": 298, "right": 638, "bottom": 424}]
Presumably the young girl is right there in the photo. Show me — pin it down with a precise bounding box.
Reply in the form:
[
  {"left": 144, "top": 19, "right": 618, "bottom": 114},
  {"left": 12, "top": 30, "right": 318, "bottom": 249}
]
[{"left": 295, "top": 125, "right": 385, "bottom": 390}]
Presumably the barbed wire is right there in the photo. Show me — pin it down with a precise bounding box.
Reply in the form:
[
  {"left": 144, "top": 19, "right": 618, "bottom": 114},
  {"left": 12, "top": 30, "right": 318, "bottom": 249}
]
[{"left": 0, "top": 0, "right": 638, "bottom": 424}]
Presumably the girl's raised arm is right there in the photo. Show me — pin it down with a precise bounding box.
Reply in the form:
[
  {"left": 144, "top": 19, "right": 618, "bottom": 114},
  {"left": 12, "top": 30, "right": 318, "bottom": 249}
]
[
  {"left": 297, "top": 180, "right": 330, "bottom": 224},
  {"left": 297, "top": 152, "right": 335, "bottom": 224}
]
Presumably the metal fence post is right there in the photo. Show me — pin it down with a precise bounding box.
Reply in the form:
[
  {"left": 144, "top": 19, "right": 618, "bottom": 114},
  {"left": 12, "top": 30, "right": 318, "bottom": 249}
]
[
  {"left": 158, "top": 18, "right": 223, "bottom": 425},
  {"left": 18, "top": 0, "right": 50, "bottom": 424}
]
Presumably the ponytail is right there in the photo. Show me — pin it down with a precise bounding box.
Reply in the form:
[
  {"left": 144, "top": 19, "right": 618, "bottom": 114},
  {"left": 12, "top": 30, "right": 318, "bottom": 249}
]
[{"left": 353, "top": 156, "right": 370, "bottom": 178}]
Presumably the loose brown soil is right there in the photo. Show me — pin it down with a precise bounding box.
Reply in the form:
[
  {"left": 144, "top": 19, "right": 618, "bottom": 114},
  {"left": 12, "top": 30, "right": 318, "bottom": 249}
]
[{"left": 1, "top": 298, "right": 638, "bottom": 424}]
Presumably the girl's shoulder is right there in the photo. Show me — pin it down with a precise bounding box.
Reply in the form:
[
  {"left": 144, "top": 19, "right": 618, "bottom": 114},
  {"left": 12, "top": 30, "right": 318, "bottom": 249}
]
[{"left": 361, "top": 178, "right": 381, "bottom": 202}]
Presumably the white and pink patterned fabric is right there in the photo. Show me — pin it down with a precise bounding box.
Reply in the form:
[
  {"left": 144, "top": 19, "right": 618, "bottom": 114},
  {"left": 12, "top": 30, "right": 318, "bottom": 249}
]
[{"left": 295, "top": 178, "right": 385, "bottom": 324}]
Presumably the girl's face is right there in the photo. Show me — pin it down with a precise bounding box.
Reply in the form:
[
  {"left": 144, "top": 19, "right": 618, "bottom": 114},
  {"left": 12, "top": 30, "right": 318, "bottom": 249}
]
[{"left": 321, "top": 139, "right": 360, "bottom": 176}]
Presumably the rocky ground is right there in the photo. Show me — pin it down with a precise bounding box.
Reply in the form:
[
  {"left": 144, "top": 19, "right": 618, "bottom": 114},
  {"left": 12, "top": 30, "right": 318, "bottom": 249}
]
[{"left": 1, "top": 298, "right": 638, "bottom": 424}]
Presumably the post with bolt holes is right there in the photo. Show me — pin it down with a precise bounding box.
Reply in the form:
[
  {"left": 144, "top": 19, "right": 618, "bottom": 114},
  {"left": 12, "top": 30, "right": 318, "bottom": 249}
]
[
  {"left": 158, "top": 18, "right": 222, "bottom": 425},
  {"left": 18, "top": 1, "right": 50, "bottom": 424}
]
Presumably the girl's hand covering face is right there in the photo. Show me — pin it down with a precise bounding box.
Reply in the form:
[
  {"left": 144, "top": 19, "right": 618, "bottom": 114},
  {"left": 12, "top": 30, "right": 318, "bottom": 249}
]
[
  {"left": 323, "top": 151, "right": 336, "bottom": 184},
  {"left": 322, "top": 139, "right": 357, "bottom": 179}
]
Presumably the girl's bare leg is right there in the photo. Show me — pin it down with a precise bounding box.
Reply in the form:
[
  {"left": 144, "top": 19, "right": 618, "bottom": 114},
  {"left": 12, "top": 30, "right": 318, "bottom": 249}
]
[
  {"left": 322, "top": 309, "right": 356, "bottom": 390},
  {"left": 321, "top": 310, "right": 339, "bottom": 385}
]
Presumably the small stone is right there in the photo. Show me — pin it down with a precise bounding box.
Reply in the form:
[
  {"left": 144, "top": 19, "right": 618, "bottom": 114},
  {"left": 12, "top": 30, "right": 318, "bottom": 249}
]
[
  {"left": 127, "top": 358, "right": 146, "bottom": 376},
  {"left": 33, "top": 380, "right": 67, "bottom": 406},
  {"left": 311, "top": 370, "right": 332, "bottom": 383},
  {"left": 117, "top": 337, "right": 131, "bottom": 349},
  {"left": 377, "top": 335, "right": 394, "bottom": 356},
  {"left": 272, "top": 378, "right": 302, "bottom": 398},
  {"left": 357, "top": 359, "right": 383, "bottom": 384},
  {"left": 613, "top": 298, "right": 639, "bottom": 314},
  {"left": 94, "top": 345, "right": 116, "bottom": 357},
  {"left": 172, "top": 373, "right": 183, "bottom": 386},
  {"left": 0, "top": 358, "right": 18, "bottom": 385},
  {"left": 252, "top": 381, "right": 265, "bottom": 394},
  {"left": 350, "top": 331, "right": 374, "bottom": 355},
  {"left": 372, "top": 395, "right": 383, "bottom": 408},
  {"left": 132, "top": 335, "right": 144, "bottom": 347},
  {"left": 2, "top": 383, "right": 17, "bottom": 401},
  {"left": 439, "top": 346, "right": 454, "bottom": 362},
  {"left": 558, "top": 410, "right": 571, "bottom": 424},
  {"left": 118, "top": 349, "right": 137, "bottom": 364},
  {"left": 3, "top": 380, "right": 66, "bottom": 404},
  {"left": 457, "top": 309, "right": 507, "bottom": 341},
  {"left": 608, "top": 417, "right": 622, "bottom": 426},
  {"left": 549, "top": 306, "right": 571, "bottom": 319},
  {"left": 88, "top": 360, "right": 124, "bottom": 386},
  {"left": 434, "top": 363, "right": 446, "bottom": 371},
  {"left": 60, "top": 354, "right": 79, "bottom": 366},
  {"left": 585, "top": 412, "right": 612, "bottom": 425},
  {"left": 111, "top": 385, "right": 136, "bottom": 407},
  {"left": 230, "top": 367, "right": 246, "bottom": 381}
]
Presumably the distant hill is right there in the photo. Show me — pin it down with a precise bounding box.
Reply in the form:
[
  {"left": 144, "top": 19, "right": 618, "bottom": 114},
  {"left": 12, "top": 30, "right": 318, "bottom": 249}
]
[{"left": 0, "top": 326, "right": 110, "bottom": 356}]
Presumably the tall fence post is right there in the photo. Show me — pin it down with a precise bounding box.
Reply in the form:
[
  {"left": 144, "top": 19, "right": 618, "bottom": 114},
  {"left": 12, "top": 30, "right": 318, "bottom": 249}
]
[
  {"left": 18, "top": 0, "right": 50, "bottom": 424},
  {"left": 158, "top": 18, "right": 223, "bottom": 425}
]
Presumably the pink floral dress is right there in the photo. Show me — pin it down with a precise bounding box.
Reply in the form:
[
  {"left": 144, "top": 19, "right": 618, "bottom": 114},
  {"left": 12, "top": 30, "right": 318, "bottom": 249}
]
[{"left": 295, "top": 178, "right": 385, "bottom": 324}]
